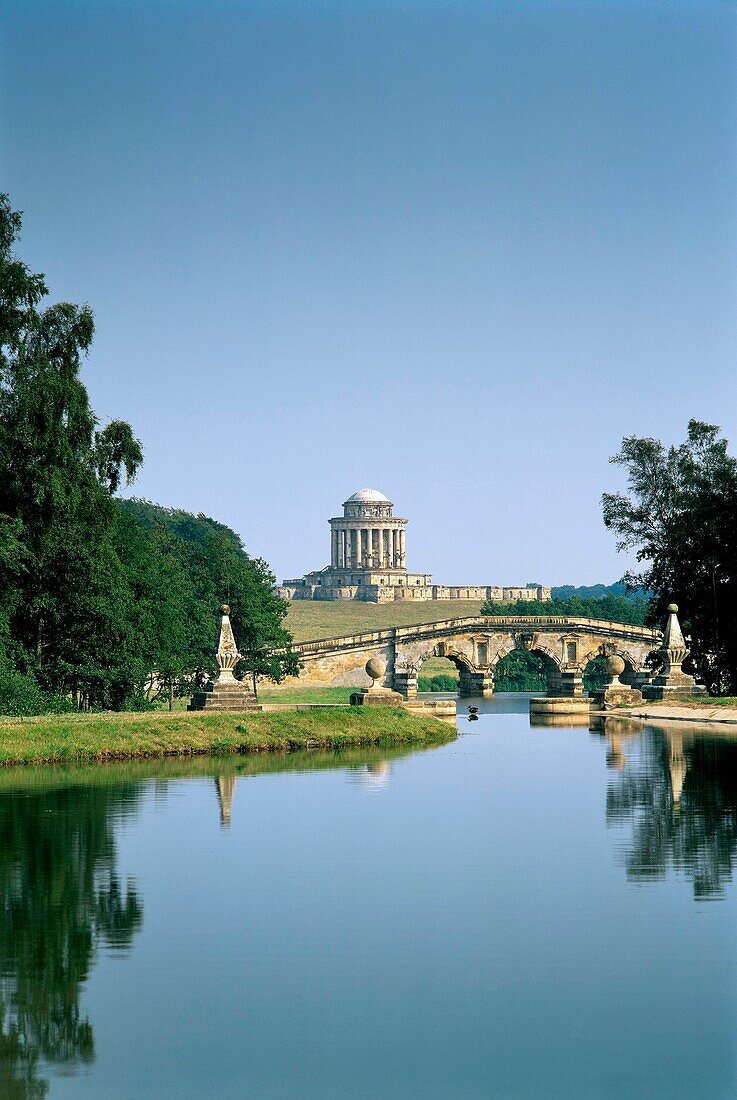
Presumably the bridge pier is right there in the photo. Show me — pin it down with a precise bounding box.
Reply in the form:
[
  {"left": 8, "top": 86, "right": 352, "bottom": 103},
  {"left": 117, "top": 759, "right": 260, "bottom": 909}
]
[
  {"left": 393, "top": 668, "right": 417, "bottom": 698},
  {"left": 549, "top": 671, "right": 584, "bottom": 697},
  {"left": 459, "top": 669, "right": 494, "bottom": 697}
]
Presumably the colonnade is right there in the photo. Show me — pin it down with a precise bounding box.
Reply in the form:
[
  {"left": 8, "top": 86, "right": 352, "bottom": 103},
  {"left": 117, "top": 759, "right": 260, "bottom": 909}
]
[{"left": 330, "top": 526, "right": 406, "bottom": 570}]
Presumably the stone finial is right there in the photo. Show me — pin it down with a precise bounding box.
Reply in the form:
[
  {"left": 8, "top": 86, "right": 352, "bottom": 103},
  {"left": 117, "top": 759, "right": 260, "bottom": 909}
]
[
  {"left": 365, "top": 656, "right": 386, "bottom": 688},
  {"left": 641, "top": 600, "right": 704, "bottom": 701},
  {"left": 605, "top": 655, "right": 625, "bottom": 687},
  {"left": 215, "top": 604, "right": 241, "bottom": 682},
  {"left": 660, "top": 603, "right": 687, "bottom": 672}
]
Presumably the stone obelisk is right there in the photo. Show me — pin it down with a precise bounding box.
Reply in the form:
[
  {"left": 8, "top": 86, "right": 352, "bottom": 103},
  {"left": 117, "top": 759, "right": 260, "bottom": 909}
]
[
  {"left": 642, "top": 603, "right": 705, "bottom": 701},
  {"left": 188, "top": 604, "right": 260, "bottom": 711}
]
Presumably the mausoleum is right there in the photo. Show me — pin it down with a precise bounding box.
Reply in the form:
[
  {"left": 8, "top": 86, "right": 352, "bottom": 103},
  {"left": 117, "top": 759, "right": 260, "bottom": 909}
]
[{"left": 278, "top": 489, "right": 551, "bottom": 604}]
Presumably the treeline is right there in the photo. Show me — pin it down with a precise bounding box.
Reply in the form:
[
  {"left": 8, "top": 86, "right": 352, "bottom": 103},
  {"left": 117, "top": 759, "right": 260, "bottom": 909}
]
[
  {"left": 480, "top": 592, "right": 649, "bottom": 626},
  {"left": 0, "top": 194, "right": 295, "bottom": 714}
]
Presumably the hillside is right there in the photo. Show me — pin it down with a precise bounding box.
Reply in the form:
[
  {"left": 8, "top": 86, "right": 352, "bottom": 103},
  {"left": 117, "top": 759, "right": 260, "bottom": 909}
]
[{"left": 285, "top": 599, "right": 487, "bottom": 641}]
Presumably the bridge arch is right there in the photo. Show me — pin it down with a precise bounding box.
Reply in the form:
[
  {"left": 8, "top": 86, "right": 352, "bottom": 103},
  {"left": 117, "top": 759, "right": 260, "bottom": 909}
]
[
  {"left": 491, "top": 641, "right": 563, "bottom": 694},
  {"left": 577, "top": 645, "right": 653, "bottom": 691},
  {"left": 414, "top": 646, "right": 490, "bottom": 697}
]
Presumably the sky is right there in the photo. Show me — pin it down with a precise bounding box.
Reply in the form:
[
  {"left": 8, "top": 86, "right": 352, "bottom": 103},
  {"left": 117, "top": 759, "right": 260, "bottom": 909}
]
[{"left": 2, "top": 0, "right": 735, "bottom": 587}]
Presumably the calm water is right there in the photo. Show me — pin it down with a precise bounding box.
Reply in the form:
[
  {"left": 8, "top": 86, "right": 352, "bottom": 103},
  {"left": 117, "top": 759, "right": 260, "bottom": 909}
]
[{"left": 2, "top": 696, "right": 737, "bottom": 1098}]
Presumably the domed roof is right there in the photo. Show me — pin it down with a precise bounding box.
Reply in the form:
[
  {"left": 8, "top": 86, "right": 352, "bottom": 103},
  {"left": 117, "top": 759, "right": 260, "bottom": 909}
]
[{"left": 345, "top": 488, "right": 391, "bottom": 504}]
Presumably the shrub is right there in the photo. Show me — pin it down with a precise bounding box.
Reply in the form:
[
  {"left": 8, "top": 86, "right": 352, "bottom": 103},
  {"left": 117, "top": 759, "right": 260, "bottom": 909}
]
[
  {"left": 0, "top": 669, "right": 76, "bottom": 716},
  {"left": 418, "top": 674, "right": 458, "bottom": 692}
]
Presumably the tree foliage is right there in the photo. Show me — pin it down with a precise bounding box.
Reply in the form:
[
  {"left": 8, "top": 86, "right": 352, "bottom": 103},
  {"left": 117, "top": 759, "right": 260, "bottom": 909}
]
[
  {"left": 602, "top": 422, "right": 737, "bottom": 693},
  {"left": 0, "top": 194, "right": 296, "bottom": 712}
]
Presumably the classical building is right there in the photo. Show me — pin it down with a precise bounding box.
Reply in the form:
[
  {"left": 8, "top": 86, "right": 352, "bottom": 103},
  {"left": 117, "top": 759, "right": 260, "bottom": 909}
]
[{"left": 278, "top": 488, "right": 551, "bottom": 604}]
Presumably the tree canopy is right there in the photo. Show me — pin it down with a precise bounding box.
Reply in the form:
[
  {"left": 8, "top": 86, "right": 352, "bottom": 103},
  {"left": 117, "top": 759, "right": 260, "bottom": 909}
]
[
  {"left": 602, "top": 421, "right": 737, "bottom": 693},
  {"left": 0, "top": 194, "right": 296, "bottom": 712}
]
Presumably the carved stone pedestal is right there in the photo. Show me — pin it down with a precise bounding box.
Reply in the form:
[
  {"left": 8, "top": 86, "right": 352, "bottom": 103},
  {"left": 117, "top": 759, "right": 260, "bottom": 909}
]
[
  {"left": 641, "top": 604, "right": 705, "bottom": 701},
  {"left": 589, "top": 656, "right": 643, "bottom": 711},
  {"left": 187, "top": 604, "right": 260, "bottom": 712},
  {"left": 350, "top": 657, "right": 404, "bottom": 706},
  {"left": 188, "top": 679, "right": 259, "bottom": 712}
]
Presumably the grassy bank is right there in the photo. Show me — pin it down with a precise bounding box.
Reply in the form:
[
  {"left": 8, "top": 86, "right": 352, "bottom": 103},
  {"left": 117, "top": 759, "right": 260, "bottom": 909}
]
[
  {"left": 0, "top": 707, "right": 455, "bottom": 767},
  {"left": 285, "top": 599, "right": 484, "bottom": 641}
]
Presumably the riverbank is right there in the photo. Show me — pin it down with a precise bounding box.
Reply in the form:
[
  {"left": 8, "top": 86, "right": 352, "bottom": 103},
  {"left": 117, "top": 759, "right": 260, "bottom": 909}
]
[
  {"left": 622, "top": 702, "right": 737, "bottom": 725},
  {"left": 0, "top": 707, "right": 455, "bottom": 767}
]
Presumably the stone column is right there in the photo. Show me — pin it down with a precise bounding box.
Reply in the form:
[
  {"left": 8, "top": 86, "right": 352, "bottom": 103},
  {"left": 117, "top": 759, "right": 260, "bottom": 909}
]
[
  {"left": 331, "top": 530, "right": 337, "bottom": 568},
  {"left": 399, "top": 529, "right": 406, "bottom": 566},
  {"left": 356, "top": 528, "right": 362, "bottom": 567},
  {"left": 339, "top": 529, "right": 346, "bottom": 568},
  {"left": 392, "top": 529, "right": 398, "bottom": 568}
]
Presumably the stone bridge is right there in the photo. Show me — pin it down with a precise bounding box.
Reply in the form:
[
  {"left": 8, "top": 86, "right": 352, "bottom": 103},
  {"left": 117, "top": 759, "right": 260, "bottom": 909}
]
[{"left": 289, "top": 616, "right": 663, "bottom": 697}]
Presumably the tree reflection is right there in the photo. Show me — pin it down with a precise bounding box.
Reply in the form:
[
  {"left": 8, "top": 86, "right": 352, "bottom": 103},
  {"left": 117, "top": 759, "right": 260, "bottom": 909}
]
[
  {"left": 0, "top": 780, "right": 143, "bottom": 1096},
  {"left": 606, "top": 727, "right": 737, "bottom": 898}
]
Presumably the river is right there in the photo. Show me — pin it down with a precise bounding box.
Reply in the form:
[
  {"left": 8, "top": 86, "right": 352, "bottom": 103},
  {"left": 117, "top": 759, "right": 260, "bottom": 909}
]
[{"left": 1, "top": 696, "right": 736, "bottom": 1098}]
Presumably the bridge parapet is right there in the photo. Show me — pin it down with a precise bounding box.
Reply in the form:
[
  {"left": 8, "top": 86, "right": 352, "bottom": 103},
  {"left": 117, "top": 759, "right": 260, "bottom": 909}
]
[{"left": 288, "top": 616, "right": 662, "bottom": 697}]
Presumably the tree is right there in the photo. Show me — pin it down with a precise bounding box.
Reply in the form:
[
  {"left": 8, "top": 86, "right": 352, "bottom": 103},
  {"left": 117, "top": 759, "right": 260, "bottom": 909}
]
[
  {"left": 0, "top": 195, "right": 297, "bottom": 711},
  {"left": 0, "top": 194, "right": 142, "bottom": 707},
  {"left": 115, "top": 500, "right": 300, "bottom": 698},
  {"left": 602, "top": 422, "right": 737, "bottom": 694}
]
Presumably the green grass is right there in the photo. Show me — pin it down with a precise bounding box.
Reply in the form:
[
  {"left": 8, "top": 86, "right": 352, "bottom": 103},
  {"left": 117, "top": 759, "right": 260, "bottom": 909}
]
[
  {"left": 259, "top": 686, "right": 354, "bottom": 704},
  {"left": 418, "top": 656, "right": 459, "bottom": 679},
  {"left": 285, "top": 599, "right": 485, "bottom": 641},
  {"left": 0, "top": 708, "right": 455, "bottom": 767}
]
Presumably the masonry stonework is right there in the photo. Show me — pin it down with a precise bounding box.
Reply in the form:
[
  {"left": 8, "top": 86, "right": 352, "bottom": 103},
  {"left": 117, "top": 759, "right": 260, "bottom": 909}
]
[
  {"left": 278, "top": 489, "right": 552, "bottom": 605},
  {"left": 284, "top": 616, "right": 663, "bottom": 698}
]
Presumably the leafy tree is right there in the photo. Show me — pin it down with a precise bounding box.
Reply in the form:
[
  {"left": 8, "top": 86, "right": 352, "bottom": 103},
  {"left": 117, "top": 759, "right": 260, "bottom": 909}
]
[
  {"left": 602, "top": 422, "right": 737, "bottom": 693},
  {"left": 0, "top": 194, "right": 142, "bottom": 707},
  {"left": 0, "top": 196, "right": 296, "bottom": 711},
  {"left": 494, "top": 650, "right": 547, "bottom": 692},
  {"left": 116, "top": 500, "right": 299, "bottom": 698}
]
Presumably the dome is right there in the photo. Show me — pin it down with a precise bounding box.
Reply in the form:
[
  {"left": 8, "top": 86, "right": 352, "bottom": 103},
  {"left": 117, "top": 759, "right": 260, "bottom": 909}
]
[{"left": 345, "top": 488, "right": 391, "bottom": 504}]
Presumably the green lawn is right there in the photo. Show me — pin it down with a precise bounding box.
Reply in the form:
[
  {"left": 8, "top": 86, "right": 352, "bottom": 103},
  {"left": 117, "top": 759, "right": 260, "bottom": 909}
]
[
  {"left": 0, "top": 707, "right": 454, "bottom": 767},
  {"left": 418, "top": 657, "right": 459, "bottom": 679},
  {"left": 260, "top": 686, "right": 353, "bottom": 704},
  {"left": 285, "top": 599, "right": 485, "bottom": 641}
]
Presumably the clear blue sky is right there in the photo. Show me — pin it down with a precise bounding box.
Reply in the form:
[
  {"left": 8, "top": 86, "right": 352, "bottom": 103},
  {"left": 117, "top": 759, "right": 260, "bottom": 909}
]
[{"left": 2, "top": 0, "right": 735, "bottom": 586}]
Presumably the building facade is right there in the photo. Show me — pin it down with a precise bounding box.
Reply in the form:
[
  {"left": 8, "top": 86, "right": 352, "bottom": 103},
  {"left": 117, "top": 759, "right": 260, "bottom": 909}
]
[{"left": 278, "top": 489, "right": 552, "bottom": 604}]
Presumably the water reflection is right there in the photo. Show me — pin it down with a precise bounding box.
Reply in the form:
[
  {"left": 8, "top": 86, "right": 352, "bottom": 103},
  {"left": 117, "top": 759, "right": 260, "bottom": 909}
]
[
  {"left": 0, "top": 778, "right": 144, "bottom": 1097},
  {"left": 604, "top": 723, "right": 737, "bottom": 899},
  {"left": 215, "top": 775, "right": 236, "bottom": 826}
]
